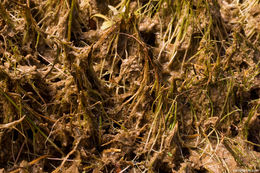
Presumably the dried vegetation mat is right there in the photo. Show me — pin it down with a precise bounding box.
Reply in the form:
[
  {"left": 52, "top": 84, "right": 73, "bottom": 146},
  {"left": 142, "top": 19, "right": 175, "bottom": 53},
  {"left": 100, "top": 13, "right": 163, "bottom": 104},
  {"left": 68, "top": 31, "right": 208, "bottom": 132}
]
[{"left": 0, "top": 0, "right": 260, "bottom": 172}]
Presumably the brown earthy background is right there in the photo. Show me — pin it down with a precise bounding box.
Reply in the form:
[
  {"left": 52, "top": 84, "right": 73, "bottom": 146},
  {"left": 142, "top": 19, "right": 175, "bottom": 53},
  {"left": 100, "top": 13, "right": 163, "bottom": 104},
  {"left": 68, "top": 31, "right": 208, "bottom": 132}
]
[{"left": 0, "top": 0, "right": 259, "bottom": 172}]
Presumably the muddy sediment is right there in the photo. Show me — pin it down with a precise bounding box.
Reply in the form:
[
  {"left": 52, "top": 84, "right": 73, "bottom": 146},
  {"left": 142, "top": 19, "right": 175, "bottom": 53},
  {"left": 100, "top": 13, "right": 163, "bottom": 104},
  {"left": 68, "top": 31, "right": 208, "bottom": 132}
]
[{"left": 0, "top": 0, "right": 259, "bottom": 172}]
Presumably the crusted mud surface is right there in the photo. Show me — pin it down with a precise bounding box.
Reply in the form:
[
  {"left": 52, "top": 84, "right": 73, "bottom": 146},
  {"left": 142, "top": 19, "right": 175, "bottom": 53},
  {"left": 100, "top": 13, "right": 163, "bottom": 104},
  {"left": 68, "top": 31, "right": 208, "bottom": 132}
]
[{"left": 0, "top": 0, "right": 259, "bottom": 172}]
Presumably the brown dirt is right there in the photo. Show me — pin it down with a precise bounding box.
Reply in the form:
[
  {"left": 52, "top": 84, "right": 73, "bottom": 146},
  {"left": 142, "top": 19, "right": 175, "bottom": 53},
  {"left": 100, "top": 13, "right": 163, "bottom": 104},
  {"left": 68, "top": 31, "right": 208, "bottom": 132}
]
[{"left": 0, "top": 0, "right": 259, "bottom": 172}]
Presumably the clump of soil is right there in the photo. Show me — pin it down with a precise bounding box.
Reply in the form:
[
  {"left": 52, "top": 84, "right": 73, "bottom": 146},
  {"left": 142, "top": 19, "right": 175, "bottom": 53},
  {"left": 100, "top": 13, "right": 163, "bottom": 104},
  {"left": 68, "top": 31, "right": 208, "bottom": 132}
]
[{"left": 0, "top": 0, "right": 259, "bottom": 172}]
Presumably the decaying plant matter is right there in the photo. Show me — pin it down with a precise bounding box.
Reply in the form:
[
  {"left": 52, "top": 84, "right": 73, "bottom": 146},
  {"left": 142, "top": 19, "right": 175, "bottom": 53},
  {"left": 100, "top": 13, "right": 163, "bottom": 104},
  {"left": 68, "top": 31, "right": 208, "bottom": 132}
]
[{"left": 0, "top": 0, "right": 259, "bottom": 172}]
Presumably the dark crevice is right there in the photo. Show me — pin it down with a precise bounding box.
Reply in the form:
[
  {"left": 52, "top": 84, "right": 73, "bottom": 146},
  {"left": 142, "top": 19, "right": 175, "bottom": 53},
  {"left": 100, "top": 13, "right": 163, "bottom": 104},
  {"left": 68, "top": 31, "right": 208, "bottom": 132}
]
[{"left": 140, "top": 31, "right": 156, "bottom": 47}]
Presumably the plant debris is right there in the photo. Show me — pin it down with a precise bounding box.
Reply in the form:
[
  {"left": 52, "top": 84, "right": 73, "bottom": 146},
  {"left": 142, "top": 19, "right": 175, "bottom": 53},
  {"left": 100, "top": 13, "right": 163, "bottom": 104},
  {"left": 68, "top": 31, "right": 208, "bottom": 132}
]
[{"left": 0, "top": 0, "right": 259, "bottom": 172}]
